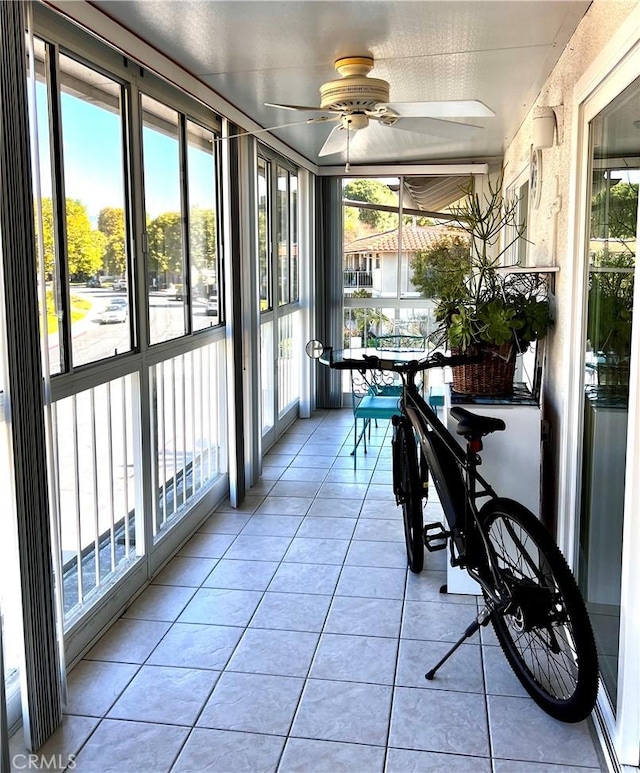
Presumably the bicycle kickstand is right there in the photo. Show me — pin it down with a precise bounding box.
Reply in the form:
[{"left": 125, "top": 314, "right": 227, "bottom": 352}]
[{"left": 425, "top": 606, "right": 492, "bottom": 680}]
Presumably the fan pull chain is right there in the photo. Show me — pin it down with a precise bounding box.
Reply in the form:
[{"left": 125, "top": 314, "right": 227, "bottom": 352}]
[{"left": 345, "top": 118, "right": 351, "bottom": 173}]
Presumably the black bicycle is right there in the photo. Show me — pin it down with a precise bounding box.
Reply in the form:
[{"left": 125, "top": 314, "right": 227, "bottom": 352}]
[{"left": 307, "top": 340, "right": 598, "bottom": 724}]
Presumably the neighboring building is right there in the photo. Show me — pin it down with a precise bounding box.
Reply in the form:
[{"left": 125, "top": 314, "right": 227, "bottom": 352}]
[{"left": 343, "top": 225, "right": 465, "bottom": 297}]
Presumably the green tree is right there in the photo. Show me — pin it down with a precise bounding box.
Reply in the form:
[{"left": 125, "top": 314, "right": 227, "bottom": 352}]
[
  {"left": 410, "top": 233, "right": 471, "bottom": 300},
  {"left": 66, "top": 199, "right": 106, "bottom": 278},
  {"left": 147, "top": 212, "right": 183, "bottom": 280},
  {"left": 189, "top": 207, "right": 216, "bottom": 271},
  {"left": 587, "top": 250, "right": 634, "bottom": 356},
  {"left": 38, "top": 197, "right": 56, "bottom": 277},
  {"left": 40, "top": 198, "right": 105, "bottom": 280},
  {"left": 98, "top": 207, "right": 126, "bottom": 276},
  {"left": 591, "top": 181, "right": 639, "bottom": 240},
  {"left": 343, "top": 179, "right": 398, "bottom": 232}
]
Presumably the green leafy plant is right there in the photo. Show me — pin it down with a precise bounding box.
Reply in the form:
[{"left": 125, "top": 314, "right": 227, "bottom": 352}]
[
  {"left": 587, "top": 250, "right": 633, "bottom": 358},
  {"left": 428, "top": 174, "right": 553, "bottom": 355}
]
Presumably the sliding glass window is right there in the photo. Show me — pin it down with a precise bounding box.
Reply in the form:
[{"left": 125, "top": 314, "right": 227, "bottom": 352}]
[
  {"left": 32, "top": 40, "right": 132, "bottom": 372},
  {"left": 342, "top": 176, "right": 453, "bottom": 347},
  {"left": 257, "top": 151, "right": 300, "bottom": 446},
  {"left": 27, "top": 22, "right": 228, "bottom": 638},
  {"left": 142, "top": 94, "right": 186, "bottom": 344},
  {"left": 187, "top": 119, "right": 220, "bottom": 331},
  {"left": 142, "top": 96, "right": 222, "bottom": 343}
]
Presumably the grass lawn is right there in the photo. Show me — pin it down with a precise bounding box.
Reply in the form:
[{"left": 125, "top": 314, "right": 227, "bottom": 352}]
[{"left": 44, "top": 291, "right": 92, "bottom": 335}]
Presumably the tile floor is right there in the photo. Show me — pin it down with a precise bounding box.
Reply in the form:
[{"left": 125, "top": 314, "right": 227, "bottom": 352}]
[{"left": 12, "top": 410, "right": 607, "bottom": 772}]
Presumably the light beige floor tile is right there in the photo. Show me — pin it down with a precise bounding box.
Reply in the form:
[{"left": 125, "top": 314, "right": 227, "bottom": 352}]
[
  {"left": 64, "top": 660, "right": 139, "bottom": 717},
  {"left": 488, "top": 695, "right": 601, "bottom": 767},
  {"left": 84, "top": 618, "right": 171, "bottom": 664},
  {"left": 71, "top": 719, "right": 188, "bottom": 773},
  {"left": 291, "top": 679, "right": 392, "bottom": 746},
  {"left": 280, "top": 738, "right": 385, "bottom": 772},
  {"left": 197, "top": 671, "right": 304, "bottom": 734},
  {"left": 389, "top": 687, "right": 489, "bottom": 757},
  {"left": 107, "top": 664, "right": 218, "bottom": 725},
  {"left": 122, "top": 584, "right": 196, "bottom": 622},
  {"left": 202, "top": 558, "right": 279, "bottom": 590},
  {"left": 177, "top": 587, "right": 262, "bottom": 626},
  {"left": 147, "top": 622, "right": 242, "bottom": 670},
  {"left": 172, "top": 727, "right": 285, "bottom": 773}
]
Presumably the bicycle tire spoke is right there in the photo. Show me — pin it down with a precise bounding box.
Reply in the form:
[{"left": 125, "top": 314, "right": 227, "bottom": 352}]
[
  {"left": 485, "top": 508, "right": 595, "bottom": 708},
  {"left": 508, "top": 622, "right": 578, "bottom": 699}
]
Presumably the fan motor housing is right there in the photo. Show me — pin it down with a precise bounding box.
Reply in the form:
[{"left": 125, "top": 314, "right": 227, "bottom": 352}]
[{"left": 319, "top": 76, "right": 390, "bottom": 112}]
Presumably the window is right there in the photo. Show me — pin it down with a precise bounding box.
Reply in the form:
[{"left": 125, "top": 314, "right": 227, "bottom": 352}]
[
  {"left": 142, "top": 94, "right": 186, "bottom": 344},
  {"left": 142, "top": 97, "right": 222, "bottom": 343},
  {"left": 505, "top": 170, "right": 530, "bottom": 266},
  {"left": 577, "top": 77, "right": 639, "bottom": 708},
  {"left": 276, "top": 165, "right": 289, "bottom": 306},
  {"left": 342, "top": 176, "right": 465, "bottom": 345},
  {"left": 27, "top": 25, "right": 229, "bottom": 636},
  {"left": 257, "top": 157, "right": 271, "bottom": 311},
  {"left": 257, "top": 151, "right": 300, "bottom": 441},
  {"left": 32, "top": 41, "right": 133, "bottom": 371},
  {"left": 187, "top": 119, "right": 220, "bottom": 331}
]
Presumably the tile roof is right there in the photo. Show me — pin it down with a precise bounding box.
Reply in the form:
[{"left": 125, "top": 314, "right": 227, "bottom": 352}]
[{"left": 343, "top": 226, "right": 467, "bottom": 254}]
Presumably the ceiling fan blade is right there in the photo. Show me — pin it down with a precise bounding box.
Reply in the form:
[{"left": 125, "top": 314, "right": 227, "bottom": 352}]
[
  {"left": 318, "top": 124, "right": 350, "bottom": 157},
  {"left": 387, "top": 116, "right": 482, "bottom": 141},
  {"left": 265, "top": 101, "right": 337, "bottom": 113},
  {"left": 382, "top": 100, "right": 495, "bottom": 118}
]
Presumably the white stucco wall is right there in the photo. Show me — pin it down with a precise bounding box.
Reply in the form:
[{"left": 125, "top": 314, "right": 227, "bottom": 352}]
[{"left": 502, "top": 0, "right": 639, "bottom": 526}]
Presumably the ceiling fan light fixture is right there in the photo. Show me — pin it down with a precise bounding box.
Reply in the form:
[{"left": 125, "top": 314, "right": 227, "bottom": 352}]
[{"left": 341, "top": 113, "right": 369, "bottom": 131}]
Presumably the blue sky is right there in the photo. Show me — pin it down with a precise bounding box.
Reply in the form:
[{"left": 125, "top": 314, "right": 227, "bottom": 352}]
[{"left": 36, "top": 83, "right": 214, "bottom": 220}]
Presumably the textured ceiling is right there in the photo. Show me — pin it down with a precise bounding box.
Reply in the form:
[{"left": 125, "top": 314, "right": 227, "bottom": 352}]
[{"left": 89, "top": 0, "right": 592, "bottom": 166}]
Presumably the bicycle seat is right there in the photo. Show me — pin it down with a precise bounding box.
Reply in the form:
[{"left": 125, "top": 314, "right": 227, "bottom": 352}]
[{"left": 450, "top": 406, "right": 506, "bottom": 438}]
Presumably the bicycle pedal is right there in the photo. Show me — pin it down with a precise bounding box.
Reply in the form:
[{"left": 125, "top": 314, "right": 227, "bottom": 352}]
[{"left": 423, "top": 521, "right": 450, "bottom": 552}]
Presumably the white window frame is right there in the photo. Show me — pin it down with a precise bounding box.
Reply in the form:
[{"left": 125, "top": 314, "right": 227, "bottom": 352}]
[{"left": 560, "top": 5, "right": 640, "bottom": 766}]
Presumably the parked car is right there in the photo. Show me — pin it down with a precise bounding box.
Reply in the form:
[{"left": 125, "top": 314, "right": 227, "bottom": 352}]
[
  {"left": 100, "top": 305, "right": 127, "bottom": 324},
  {"left": 113, "top": 278, "right": 127, "bottom": 291},
  {"left": 86, "top": 277, "right": 102, "bottom": 288},
  {"left": 206, "top": 295, "right": 218, "bottom": 316}
]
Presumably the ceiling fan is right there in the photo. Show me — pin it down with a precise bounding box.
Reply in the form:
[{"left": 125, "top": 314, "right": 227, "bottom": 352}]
[{"left": 266, "top": 55, "right": 495, "bottom": 159}]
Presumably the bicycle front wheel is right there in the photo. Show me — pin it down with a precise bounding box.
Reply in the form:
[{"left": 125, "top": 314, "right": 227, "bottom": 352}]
[
  {"left": 392, "top": 417, "right": 424, "bottom": 573},
  {"left": 480, "top": 498, "right": 598, "bottom": 723}
]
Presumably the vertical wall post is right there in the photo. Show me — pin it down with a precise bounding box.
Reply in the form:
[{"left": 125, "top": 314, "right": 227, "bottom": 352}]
[{"left": 0, "top": 0, "right": 62, "bottom": 749}]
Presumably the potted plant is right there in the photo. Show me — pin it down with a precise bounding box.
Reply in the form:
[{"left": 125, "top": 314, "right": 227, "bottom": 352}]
[{"left": 413, "top": 174, "right": 553, "bottom": 395}]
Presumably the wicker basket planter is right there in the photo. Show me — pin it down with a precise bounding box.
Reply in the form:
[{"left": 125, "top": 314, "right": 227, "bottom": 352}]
[{"left": 451, "top": 343, "right": 516, "bottom": 396}]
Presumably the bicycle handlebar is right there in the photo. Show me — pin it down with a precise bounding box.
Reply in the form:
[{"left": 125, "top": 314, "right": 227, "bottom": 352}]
[{"left": 318, "top": 347, "right": 482, "bottom": 374}]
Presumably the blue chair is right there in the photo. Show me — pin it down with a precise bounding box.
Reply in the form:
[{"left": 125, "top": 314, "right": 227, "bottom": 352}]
[
  {"left": 349, "top": 334, "right": 427, "bottom": 468},
  {"left": 428, "top": 384, "right": 445, "bottom": 416},
  {"left": 351, "top": 384, "right": 402, "bottom": 468}
]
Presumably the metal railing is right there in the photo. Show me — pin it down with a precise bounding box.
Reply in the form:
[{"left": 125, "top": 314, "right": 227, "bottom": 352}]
[
  {"left": 53, "top": 374, "right": 138, "bottom": 617},
  {"left": 343, "top": 270, "right": 373, "bottom": 288},
  {"left": 278, "top": 310, "right": 301, "bottom": 417},
  {"left": 152, "top": 339, "right": 225, "bottom": 537}
]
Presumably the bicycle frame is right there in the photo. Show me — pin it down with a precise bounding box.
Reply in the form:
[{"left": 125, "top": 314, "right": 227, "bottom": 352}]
[
  {"left": 313, "top": 343, "right": 513, "bottom": 607},
  {"left": 397, "top": 370, "right": 511, "bottom": 607}
]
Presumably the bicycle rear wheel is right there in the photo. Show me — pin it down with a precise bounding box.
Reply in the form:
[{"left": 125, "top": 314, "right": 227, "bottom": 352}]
[
  {"left": 480, "top": 498, "right": 598, "bottom": 723},
  {"left": 392, "top": 417, "right": 424, "bottom": 573}
]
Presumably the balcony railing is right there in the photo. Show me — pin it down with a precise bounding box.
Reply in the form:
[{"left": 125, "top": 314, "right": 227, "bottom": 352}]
[{"left": 343, "top": 270, "right": 373, "bottom": 288}]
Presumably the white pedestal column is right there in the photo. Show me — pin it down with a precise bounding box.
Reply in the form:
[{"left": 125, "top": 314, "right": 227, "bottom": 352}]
[{"left": 443, "top": 387, "right": 542, "bottom": 594}]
